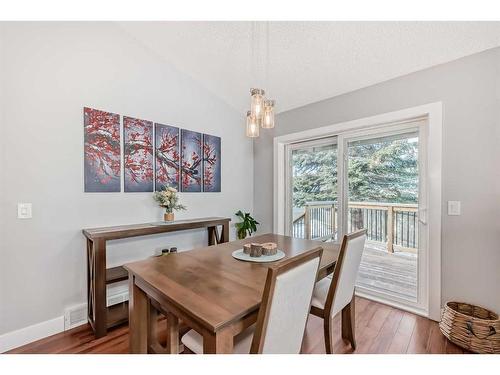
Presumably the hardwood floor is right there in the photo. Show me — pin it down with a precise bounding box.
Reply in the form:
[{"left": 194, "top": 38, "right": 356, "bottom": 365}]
[{"left": 6, "top": 297, "right": 466, "bottom": 354}]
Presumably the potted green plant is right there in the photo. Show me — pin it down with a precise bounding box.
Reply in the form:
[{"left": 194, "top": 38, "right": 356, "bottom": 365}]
[
  {"left": 235, "top": 210, "right": 259, "bottom": 239},
  {"left": 153, "top": 187, "right": 186, "bottom": 221}
]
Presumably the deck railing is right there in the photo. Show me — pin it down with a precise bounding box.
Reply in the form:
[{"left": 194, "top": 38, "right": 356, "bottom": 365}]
[{"left": 292, "top": 201, "right": 418, "bottom": 252}]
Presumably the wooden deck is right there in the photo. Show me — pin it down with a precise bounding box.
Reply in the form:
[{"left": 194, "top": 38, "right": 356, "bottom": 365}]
[{"left": 356, "top": 241, "right": 417, "bottom": 301}]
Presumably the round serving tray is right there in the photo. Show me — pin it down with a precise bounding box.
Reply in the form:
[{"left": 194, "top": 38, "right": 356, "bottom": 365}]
[{"left": 231, "top": 249, "right": 285, "bottom": 263}]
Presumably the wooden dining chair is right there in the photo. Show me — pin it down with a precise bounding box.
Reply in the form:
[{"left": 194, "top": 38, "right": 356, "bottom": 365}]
[
  {"left": 181, "top": 246, "right": 323, "bottom": 354},
  {"left": 310, "top": 229, "right": 367, "bottom": 353}
]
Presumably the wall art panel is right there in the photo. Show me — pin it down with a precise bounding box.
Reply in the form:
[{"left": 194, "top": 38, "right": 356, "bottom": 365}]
[
  {"left": 123, "top": 116, "right": 154, "bottom": 192},
  {"left": 180, "top": 129, "right": 202, "bottom": 192},
  {"left": 84, "top": 107, "right": 121, "bottom": 192},
  {"left": 155, "top": 123, "right": 180, "bottom": 191},
  {"left": 202, "top": 134, "right": 221, "bottom": 192}
]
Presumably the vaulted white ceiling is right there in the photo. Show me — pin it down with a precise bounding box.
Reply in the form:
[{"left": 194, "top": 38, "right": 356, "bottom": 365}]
[{"left": 117, "top": 21, "right": 500, "bottom": 113}]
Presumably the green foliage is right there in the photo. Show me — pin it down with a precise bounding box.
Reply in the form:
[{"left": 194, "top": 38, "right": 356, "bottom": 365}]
[
  {"left": 292, "top": 145, "right": 337, "bottom": 207},
  {"left": 348, "top": 139, "right": 418, "bottom": 203},
  {"left": 292, "top": 137, "right": 418, "bottom": 207},
  {"left": 235, "top": 210, "right": 259, "bottom": 240}
]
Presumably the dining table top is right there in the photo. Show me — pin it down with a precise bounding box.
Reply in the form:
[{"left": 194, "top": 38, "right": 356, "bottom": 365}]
[{"left": 124, "top": 233, "right": 340, "bottom": 333}]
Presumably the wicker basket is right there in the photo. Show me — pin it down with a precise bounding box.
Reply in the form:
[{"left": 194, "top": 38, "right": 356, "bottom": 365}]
[{"left": 439, "top": 301, "right": 500, "bottom": 353}]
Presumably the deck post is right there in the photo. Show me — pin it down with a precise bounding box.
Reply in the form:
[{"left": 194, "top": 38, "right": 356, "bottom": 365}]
[
  {"left": 386, "top": 206, "right": 394, "bottom": 253},
  {"left": 330, "top": 203, "right": 336, "bottom": 240},
  {"left": 304, "top": 204, "right": 311, "bottom": 239}
]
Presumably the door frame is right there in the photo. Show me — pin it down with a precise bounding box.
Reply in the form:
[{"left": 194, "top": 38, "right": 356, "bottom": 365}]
[{"left": 273, "top": 102, "right": 442, "bottom": 320}]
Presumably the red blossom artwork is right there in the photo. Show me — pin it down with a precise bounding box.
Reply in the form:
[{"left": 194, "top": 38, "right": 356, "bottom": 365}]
[
  {"left": 155, "top": 124, "right": 180, "bottom": 191},
  {"left": 84, "top": 107, "right": 121, "bottom": 192},
  {"left": 180, "top": 129, "right": 202, "bottom": 192},
  {"left": 202, "top": 134, "right": 221, "bottom": 192},
  {"left": 124, "top": 117, "right": 154, "bottom": 192}
]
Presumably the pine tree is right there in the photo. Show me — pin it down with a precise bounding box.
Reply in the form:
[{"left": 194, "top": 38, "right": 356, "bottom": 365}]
[{"left": 292, "top": 138, "right": 418, "bottom": 208}]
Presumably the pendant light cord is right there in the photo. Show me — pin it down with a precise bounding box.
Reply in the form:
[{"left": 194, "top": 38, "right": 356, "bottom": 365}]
[
  {"left": 265, "top": 21, "right": 270, "bottom": 91},
  {"left": 250, "top": 21, "right": 255, "bottom": 87},
  {"left": 249, "top": 21, "right": 270, "bottom": 90}
]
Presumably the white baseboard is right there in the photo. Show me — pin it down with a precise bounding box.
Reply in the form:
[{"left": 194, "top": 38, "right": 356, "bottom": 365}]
[
  {"left": 0, "top": 316, "right": 65, "bottom": 353},
  {"left": 1, "top": 286, "right": 129, "bottom": 353}
]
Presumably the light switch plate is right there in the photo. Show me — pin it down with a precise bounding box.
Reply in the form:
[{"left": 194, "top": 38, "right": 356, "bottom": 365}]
[
  {"left": 447, "top": 201, "right": 461, "bottom": 216},
  {"left": 17, "top": 203, "right": 32, "bottom": 219}
]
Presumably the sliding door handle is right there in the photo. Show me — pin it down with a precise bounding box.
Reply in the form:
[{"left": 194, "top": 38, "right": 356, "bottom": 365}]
[{"left": 418, "top": 207, "right": 427, "bottom": 225}]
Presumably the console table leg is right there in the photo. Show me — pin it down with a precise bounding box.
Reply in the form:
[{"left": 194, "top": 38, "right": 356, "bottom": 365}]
[
  {"left": 93, "top": 238, "right": 107, "bottom": 338},
  {"left": 208, "top": 226, "right": 215, "bottom": 246},
  {"left": 221, "top": 222, "right": 229, "bottom": 243}
]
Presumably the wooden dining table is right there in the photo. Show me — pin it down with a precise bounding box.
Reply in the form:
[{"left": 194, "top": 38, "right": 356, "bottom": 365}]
[{"left": 124, "top": 233, "right": 345, "bottom": 354}]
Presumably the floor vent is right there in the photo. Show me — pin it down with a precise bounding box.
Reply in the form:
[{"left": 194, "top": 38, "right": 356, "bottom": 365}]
[
  {"left": 107, "top": 291, "right": 129, "bottom": 307},
  {"left": 64, "top": 304, "right": 87, "bottom": 330}
]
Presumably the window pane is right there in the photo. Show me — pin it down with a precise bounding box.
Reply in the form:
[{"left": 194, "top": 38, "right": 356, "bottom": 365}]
[{"left": 290, "top": 141, "right": 337, "bottom": 241}]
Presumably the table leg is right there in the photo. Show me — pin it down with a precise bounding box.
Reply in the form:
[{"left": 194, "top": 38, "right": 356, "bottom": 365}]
[
  {"left": 341, "top": 294, "right": 356, "bottom": 349},
  {"left": 129, "top": 276, "right": 149, "bottom": 353},
  {"left": 203, "top": 327, "right": 234, "bottom": 354},
  {"left": 148, "top": 303, "right": 166, "bottom": 354},
  {"left": 92, "top": 238, "right": 107, "bottom": 338},
  {"left": 165, "top": 312, "right": 180, "bottom": 354},
  {"left": 208, "top": 226, "right": 218, "bottom": 246},
  {"left": 221, "top": 222, "right": 229, "bottom": 243}
]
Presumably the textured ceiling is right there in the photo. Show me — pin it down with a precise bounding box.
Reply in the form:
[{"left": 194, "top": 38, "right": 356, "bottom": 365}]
[{"left": 117, "top": 21, "right": 500, "bottom": 113}]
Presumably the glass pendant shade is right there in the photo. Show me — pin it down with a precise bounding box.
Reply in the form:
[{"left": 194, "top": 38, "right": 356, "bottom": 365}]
[
  {"left": 246, "top": 111, "right": 260, "bottom": 137},
  {"left": 250, "top": 88, "right": 265, "bottom": 119},
  {"left": 262, "top": 100, "right": 275, "bottom": 128}
]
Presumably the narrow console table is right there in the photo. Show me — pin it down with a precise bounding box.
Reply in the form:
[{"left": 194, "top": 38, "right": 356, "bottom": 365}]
[{"left": 82, "top": 217, "right": 231, "bottom": 338}]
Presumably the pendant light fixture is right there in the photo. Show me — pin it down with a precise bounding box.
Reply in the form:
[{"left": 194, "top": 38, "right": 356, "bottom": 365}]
[
  {"left": 250, "top": 88, "right": 265, "bottom": 119},
  {"left": 246, "top": 110, "right": 260, "bottom": 137},
  {"left": 262, "top": 99, "right": 275, "bottom": 129},
  {"left": 246, "top": 22, "right": 275, "bottom": 137}
]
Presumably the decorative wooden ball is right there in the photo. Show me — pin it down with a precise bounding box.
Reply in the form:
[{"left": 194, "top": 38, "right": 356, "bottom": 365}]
[
  {"left": 261, "top": 242, "right": 278, "bottom": 256},
  {"left": 243, "top": 243, "right": 251, "bottom": 255},
  {"left": 250, "top": 243, "right": 263, "bottom": 257}
]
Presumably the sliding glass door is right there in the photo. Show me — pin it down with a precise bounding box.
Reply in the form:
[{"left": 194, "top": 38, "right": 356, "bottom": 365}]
[
  {"left": 284, "top": 120, "right": 428, "bottom": 313},
  {"left": 343, "top": 126, "right": 424, "bottom": 307}
]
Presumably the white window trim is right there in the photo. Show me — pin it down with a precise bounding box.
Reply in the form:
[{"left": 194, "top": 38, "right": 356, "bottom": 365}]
[{"left": 273, "top": 102, "right": 442, "bottom": 321}]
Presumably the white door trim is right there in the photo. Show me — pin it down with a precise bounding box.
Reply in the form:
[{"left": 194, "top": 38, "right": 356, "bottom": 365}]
[{"left": 273, "top": 102, "right": 442, "bottom": 320}]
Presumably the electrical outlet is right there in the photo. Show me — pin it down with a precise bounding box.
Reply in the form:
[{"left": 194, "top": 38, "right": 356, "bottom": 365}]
[
  {"left": 17, "top": 203, "right": 32, "bottom": 219},
  {"left": 447, "top": 201, "right": 461, "bottom": 216}
]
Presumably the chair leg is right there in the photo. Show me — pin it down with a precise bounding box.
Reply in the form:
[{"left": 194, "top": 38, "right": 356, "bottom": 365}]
[
  {"left": 323, "top": 318, "right": 333, "bottom": 354},
  {"left": 341, "top": 297, "right": 356, "bottom": 350}
]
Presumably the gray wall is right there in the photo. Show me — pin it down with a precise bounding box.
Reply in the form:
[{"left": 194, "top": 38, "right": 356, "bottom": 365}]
[
  {"left": 254, "top": 47, "right": 500, "bottom": 313},
  {"left": 0, "top": 23, "right": 253, "bottom": 335}
]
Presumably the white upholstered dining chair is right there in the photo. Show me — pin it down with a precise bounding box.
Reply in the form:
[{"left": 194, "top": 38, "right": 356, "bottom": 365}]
[
  {"left": 181, "top": 246, "right": 323, "bottom": 354},
  {"left": 310, "top": 229, "right": 366, "bottom": 353}
]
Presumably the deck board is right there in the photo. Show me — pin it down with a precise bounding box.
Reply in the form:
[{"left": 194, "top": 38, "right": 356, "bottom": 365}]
[{"left": 356, "top": 241, "right": 417, "bottom": 300}]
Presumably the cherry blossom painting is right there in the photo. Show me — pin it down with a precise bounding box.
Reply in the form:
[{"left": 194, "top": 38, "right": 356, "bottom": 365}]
[
  {"left": 155, "top": 123, "right": 180, "bottom": 191},
  {"left": 180, "top": 129, "right": 202, "bottom": 192},
  {"left": 123, "top": 116, "right": 154, "bottom": 192},
  {"left": 202, "top": 134, "right": 221, "bottom": 192},
  {"left": 84, "top": 107, "right": 121, "bottom": 192}
]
